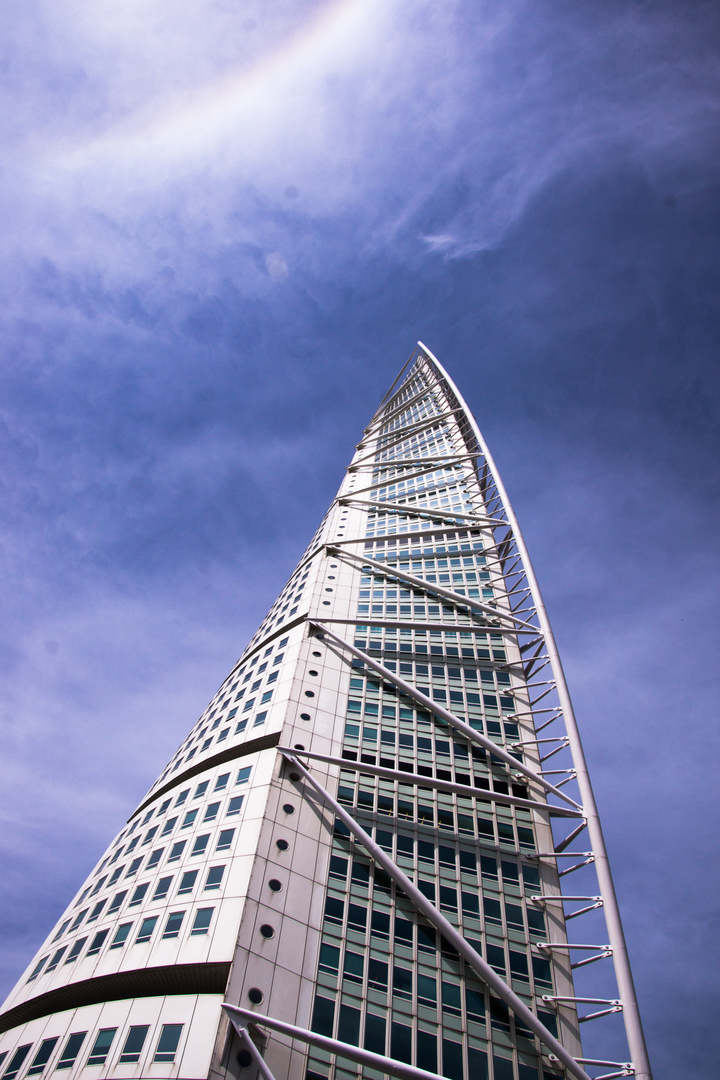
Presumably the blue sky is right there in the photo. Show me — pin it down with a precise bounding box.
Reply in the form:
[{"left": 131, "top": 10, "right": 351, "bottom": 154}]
[{"left": 0, "top": 0, "right": 718, "bottom": 1075}]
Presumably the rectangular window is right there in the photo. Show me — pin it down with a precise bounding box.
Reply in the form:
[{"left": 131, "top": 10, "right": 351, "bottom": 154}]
[
  {"left": 135, "top": 917, "right": 158, "bottom": 943},
  {"left": 129, "top": 883, "right": 149, "bottom": 906},
  {"left": 216, "top": 829, "right": 234, "bottom": 851},
  {"left": 27, "top": 956, "right": 48, "bottom": 982},
  {"left": 26, "top": 1038, "right": 58, "bottom": 1075},
  {"left": 109, "top": 923, "right": 132, "bottom": 949},
  {"left": 214, "top": 773, "right": 230, "bottom": 792},
  {"left": 146, "top": 848, "right": 164, "bottom": 870},
  {"left": 168, "top": 841, "right": 186, "bottom": 862},
  {"left": 56, "top": 1032, "right": 86, "bottom": 1070},
  {"left": 253, "top": 711, "right": 267, "bottom": 727},
  {"left": 203, "top": 803, "right": 220, "bottom": 822},
  {"left": 217, "top": 728, "right": 229, "bottom": 742},
  {"left": 3, "top": 1045, "right": 31, "bottom": 1080},
  {"left": 153, "top": 1025, "right": 183, "bottom": 1064},
  {"left": 161, "top": 816, "right": 178, "bottom": 837},
  {"left": 162, "top": 912, "right": 185, "bottom": 939},
  {"left": 51, "top": 920, "right": 70, "bottom": 943},
  {"left": 178, "top": 871, "right": 198, "bottom": 894},
  {"left": 153, "top": 876, "right": 173, "bottom": 900},
  {"left": 142, "top": 826, "right": 158, "bottom": 846},
  {"left": 90, "top": 876, "right": 107, "bottom": 896},
  {"left": 204, "top": 866, "right": 225, "bottom": 890},
  {"left": 86, "top": 1029, "right": 116, "bottom": 1066},
  {"left": 236, "top": 767, "right": 251, "bottom": 785},
  {"left": 226, "top": 796, "right": 244, "bottom": 817},
  {"left": 118, "top": 1026, "right": 149, "bottom": 1064},
  {"left": 190, "top": 907, "right": 214, "bottom": 936},
  {"left": 126, "top": 857, "right": 143, "bottom": 877},
  {"left": 107, "top": 890, "right": 127, "bottom": 915},
  {"left": 87, "top": 900, "right": 106, "bottom": 923},
  {"left": 191, "top": 835, "right": 209, "bottom": 856},
  {"left": 45, "top": 948, "right": 66, "bottom": 972},
  {"left": 69, "top": 909, "right": 87, "bottom": 931},
  {"left": 86, "top": 930, "right": 109, "bottom": 956},
  {"left": 174, "top": 790, "right": 189, "bottom": 807},
  {"left": 181, "top": 809, "right": 198, "bottom": 829},
  {"left": 193, "top": 781, "right": 209, "bottom": 799},
  {"left": 64, "top": 937, "right": 87, "bottom": 963}
]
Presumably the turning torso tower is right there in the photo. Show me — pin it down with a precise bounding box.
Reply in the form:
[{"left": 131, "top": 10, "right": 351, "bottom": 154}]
[{"left": 0, "top": 346, "right": 651, "bottom": 1080}]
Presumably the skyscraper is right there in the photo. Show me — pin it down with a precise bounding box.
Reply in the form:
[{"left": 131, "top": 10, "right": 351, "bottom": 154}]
[{"left": 0, "top": 346, "right": 651, "bottom": 1080}]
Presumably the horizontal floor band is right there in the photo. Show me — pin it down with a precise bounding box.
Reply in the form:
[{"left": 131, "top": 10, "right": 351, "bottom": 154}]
[
  {"left": 0, "top": 962, "right": 231, "bottom": 1035},
  {"left": 129, "top": 731, "right": 282, "bottom": 822}
]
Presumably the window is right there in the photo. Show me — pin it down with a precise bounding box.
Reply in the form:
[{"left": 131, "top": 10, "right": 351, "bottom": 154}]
[
  {"left": 204, "top": 866, "right": 225, "bottom": 890},
  {"left": 3, "top": 1045, "right": 31, "bottom": 1080},
  {"left": 203, "top": 802, "right": 220, "bottom": 822},
  {"left": 109, "top": 923, "right": 132, "bottom": 949},
  {"left": 27, "top": 956, "right": 48, "bottom": 982},
  {"left": 181, "top": 809, "right": 198, "bottom": 829},
  {"left": 86, "top": 930, "right": 109, "bottom": 956},
  {"left": 64, "top": 937, "right": 87, "bottom": 963},
  {"left": 51, "top": 920, "right": 70, "bottom": 943},
  {"left": 153, "top": 877, "right": 173, "bottom": 900},
  {"left": 26, "top": 1038, "right": 58, "bottom": 1075},
  {"left": 86, "top": 1029, "right": 116, "bottom": 1066},
  {"left": 193, "top": 781, "right": 209, "bottom": 799},
  {"left": 190, "top": 908, "right": 214, "bottom": 936},
  {"left": 87, "top": 900, "right": 106, "bottom": 923},
  {"left": 136, "top": 917, "right": 158, "bottom": 943},
  {"left": 45, "top": 948, "right": 66, "bottom": 972},
  {"left": 129, "top": 883, "right": 149, "bottom": 907},
  {"left": 216, "top": 829, "right": 234, "bottom": 851},
  {"left": 175, "top": 789, "right": 189, "bottom": 807},
  {"left": 69, "top": 909, "right": 87, "bottom": 931},
  {"left": 236, "top": 767, "right": 251, "bottom": 785},
  {"left": 162, "top": 912, "right": 185, "bottom": 939},
  {"left": 214, "top": 773, "right": 230, "bottom": 792},
  {"left": 158, "top": 798, "right": 171, "bottom": 815},
  {"left": 146, "top": 848, "right": 164, "bottom": 870},
  {"left": 191, "top": 835, "right": 209, "bottom": 856},
  {"left": 178, "top": 871, "right": 198, "bottom": 894},
  {"left": 226, "top": 796, "right": 244, "bottom": 817},
  {"left": 253, "top": 711, "right": 267, "bottom": 727},
  {"left": 56, "top": 1033, "right": 86, "bottom": 1070},
  {"left": 118, "top": 1027, "right": 149, "bottom": 1064},
  {"left": 107, "top": 890, "right": 127, "bottom": 915},
  {"left": 90, "top": 875, "right": 107, "bottom": 896},
  {"left": 161, "top": 816, "right": 178, "bottom": 837},
  {"left": 168, "top": 841, "right": 186, "bottom": 861},
  {"left": 153, "top": 1025, "right": 183, "bottom": 1064},
  {"left": 126, "top": 857, "right": 143, "bottom": 877}
]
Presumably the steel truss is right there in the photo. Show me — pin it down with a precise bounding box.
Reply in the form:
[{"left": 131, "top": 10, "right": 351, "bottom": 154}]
[{"left": 342, "top": 343, "right": 651, "bottom": 1078}]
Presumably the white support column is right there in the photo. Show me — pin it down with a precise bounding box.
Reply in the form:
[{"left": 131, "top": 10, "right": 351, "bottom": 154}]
[{"left": 224, "top": 1017, "right": 277, "bottom": 1080}]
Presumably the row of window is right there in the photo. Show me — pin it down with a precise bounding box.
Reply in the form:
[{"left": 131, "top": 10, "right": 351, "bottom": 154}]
[
  {"left": 161, "top": 633, "right": 292, "bottom": 781},
  {"left": 335, "top": 785, "right": 533, "bottom": 849},
  {"left": 28, "top": 907, "right": 216, "bottom": 980},
  {"left": 0, "top": 1023, "right": 184, "bottom": 1080}
]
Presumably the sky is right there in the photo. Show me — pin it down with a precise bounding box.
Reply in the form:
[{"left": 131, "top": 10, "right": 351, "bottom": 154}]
[{"left": 0, "top": 0, "right": 718, "bottom": 1075}]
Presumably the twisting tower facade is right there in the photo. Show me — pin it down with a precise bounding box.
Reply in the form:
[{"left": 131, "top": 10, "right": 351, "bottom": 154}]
[{"left": 0, "top": 346, "right": 651, "bottom": 1080}]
